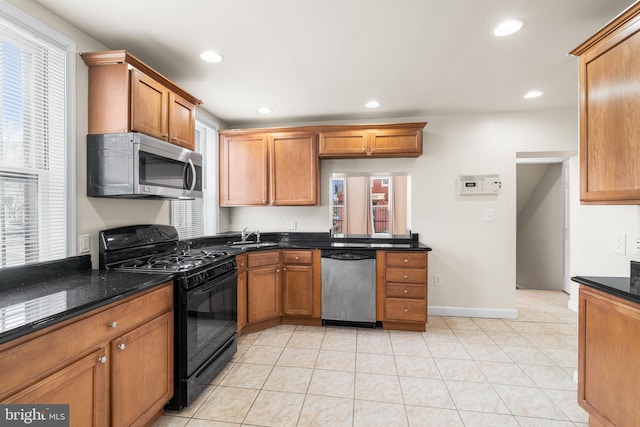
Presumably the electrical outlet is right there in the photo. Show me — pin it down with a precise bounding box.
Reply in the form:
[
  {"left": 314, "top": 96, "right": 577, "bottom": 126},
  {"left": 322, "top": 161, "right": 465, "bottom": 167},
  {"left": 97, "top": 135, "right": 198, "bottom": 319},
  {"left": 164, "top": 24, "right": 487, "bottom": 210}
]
[
  {"left": 484, "top": 209, "right": 494, "bottom": 222},
  {"left": 615, "top": 232, "right": 626, "bottom": 255},
  {"left": 633, "top": 236, "right": 640, "bottom": 256},
  {"left": 287, "top": 219, "right": 297, "bottom": 230},
  {"left": 434, "top": 274, "right": 444, "bottom": 287},
  {"left": 78, "top": 234, "right": 91, "bottom": 254}
]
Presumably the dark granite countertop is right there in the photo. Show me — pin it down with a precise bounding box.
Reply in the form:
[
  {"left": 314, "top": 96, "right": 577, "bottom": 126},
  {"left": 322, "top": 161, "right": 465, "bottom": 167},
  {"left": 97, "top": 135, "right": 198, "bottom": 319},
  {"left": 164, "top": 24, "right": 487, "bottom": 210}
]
[
  {"left": 0, "top": 256, "right": 172, "bottom": 345},
  {"left": 571, "top": 276, "right": 640, "bottom": 305},
  {"left": 190, "top": 231, "right": 432, "bottom": 252}
]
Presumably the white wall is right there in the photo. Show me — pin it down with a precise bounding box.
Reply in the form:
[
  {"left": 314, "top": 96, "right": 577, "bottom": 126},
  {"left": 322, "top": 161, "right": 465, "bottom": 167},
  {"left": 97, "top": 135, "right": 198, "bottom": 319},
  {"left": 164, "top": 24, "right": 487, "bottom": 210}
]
[
  {"left": 232, "top": 109, "right": 580, "bottom": 317},
  {"left": 516, "top": 164, "right": 564, "bottom": 290},
  {"left": 568, "top": 155, "right": 640, "bottom": 310}
]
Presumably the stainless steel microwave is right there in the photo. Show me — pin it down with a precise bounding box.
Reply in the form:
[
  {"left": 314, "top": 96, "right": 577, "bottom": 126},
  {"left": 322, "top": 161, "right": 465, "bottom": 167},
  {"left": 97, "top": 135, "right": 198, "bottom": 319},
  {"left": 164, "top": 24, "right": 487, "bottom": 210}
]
[{"left": 87, "top": 133, "right": 203, "bottom": 200}]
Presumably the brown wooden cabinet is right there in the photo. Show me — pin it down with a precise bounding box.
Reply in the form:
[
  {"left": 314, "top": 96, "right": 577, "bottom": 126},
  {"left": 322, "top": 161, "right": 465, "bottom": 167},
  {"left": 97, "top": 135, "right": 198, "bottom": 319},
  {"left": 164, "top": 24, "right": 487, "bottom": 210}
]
[
  {"left": 219, "top": 131, "right": 319, "bottom": 206},
  {"left": 82, "top": 50, "right": 200, "bottom": 151},
  {"left": 281, "top": 250, "right": 321, "bottom": 320},
  {"left": 0, "top": 282, "right": 174, "bottom": 427},
  {"left": 319, "top": 123, "right": 425, "bottom": 158},
  {"left": 578, "top": 285, "right": 640, "bottom": 427},
  {"left": 246, "top": 251, "right": 282, "bottom": 325},
  {"left": 236, "top": 254, "right": 248, "bottom": 333},
  {"left": 376, "top": 251, "right": 428, "bottom": 331},
  {"left": 570, "top": 3, "right": 640, "bottom": 204}
]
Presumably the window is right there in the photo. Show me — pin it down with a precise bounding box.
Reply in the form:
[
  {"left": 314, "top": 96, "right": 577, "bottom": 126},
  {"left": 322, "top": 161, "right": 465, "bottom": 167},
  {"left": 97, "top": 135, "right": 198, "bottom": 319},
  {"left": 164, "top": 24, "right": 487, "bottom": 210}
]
[
  {"left": 0, "top": 2, "right": 74, "bottom": 268},
  {"left": 171, "top": 119, "right": 219, "bottom": 239}
]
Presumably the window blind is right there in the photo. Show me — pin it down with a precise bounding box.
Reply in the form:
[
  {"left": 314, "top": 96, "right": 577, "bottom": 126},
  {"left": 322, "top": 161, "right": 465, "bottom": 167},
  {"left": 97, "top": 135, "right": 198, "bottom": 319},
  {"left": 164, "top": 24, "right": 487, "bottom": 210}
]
[
  {"left": 0, "top": 8, "right": 68, "bottom": 267},
  {"left": 171, "top": 120, "right": 218, "bottom": 239}
]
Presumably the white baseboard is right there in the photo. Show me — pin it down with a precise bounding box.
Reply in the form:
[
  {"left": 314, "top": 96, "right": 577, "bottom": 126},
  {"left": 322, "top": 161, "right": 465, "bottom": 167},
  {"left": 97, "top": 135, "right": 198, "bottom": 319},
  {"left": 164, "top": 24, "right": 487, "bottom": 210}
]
[
  {"left": 428, "top": 305, "right": 518, "bottom": 319},
  {"left": 567, "top": 299, "right": 578, "bottom": 313}
]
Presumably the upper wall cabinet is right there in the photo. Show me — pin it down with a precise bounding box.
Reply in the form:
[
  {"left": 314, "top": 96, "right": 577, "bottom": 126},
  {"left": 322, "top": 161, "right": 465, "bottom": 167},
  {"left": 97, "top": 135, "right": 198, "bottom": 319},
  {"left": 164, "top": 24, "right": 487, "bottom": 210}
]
[
  {"left": 318, "top": 123, "right": 427, "bottom": 158},
  {"left": 81, "top": 50, "right": 202, "bottom": 151},
  {"left": 219, "top": 131, "right": 319, "bottom": 206},
  {"left": 571, "top": 4, "right": 640, "bottom": 204}
]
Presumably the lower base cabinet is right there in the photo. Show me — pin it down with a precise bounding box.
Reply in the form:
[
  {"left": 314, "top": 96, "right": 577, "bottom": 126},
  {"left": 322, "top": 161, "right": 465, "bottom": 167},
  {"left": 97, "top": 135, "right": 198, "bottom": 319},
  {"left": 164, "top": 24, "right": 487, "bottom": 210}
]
[
  {"left": 578, "top": 286, "right": 640, "bottom": 427},
  {"left": 0, "top": 282, "right": 174, "bottom": 427}
]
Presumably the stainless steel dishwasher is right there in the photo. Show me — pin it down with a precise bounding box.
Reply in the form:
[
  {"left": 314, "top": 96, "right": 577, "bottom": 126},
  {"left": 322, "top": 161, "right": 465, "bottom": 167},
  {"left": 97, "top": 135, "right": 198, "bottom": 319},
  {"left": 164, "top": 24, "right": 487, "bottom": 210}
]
[{"left": 321, "top": 249, "right": 376, "bottom": 327}]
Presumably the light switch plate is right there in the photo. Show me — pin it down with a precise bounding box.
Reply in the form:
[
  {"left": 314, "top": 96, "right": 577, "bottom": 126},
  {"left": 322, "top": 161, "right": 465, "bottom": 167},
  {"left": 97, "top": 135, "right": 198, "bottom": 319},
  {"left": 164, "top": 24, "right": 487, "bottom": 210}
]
[{"left": 79, "top": 234, "right": 91, "bottom": 253}]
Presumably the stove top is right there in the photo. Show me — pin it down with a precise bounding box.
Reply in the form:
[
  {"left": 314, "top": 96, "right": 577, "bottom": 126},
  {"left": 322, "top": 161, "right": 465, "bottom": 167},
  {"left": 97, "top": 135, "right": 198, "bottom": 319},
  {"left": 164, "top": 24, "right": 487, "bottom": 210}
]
[{"left": 114, "top": 249, "right": 231, "bottom": 272}]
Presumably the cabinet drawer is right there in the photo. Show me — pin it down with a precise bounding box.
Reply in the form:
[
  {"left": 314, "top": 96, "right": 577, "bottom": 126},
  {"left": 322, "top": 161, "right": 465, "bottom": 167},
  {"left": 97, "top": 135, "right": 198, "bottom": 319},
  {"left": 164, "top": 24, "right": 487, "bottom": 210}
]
[
  {"left": 248, "top": 251, "right": 280, "bottom": 268},
  {"left": 386, "top": 268, "right": 426, "bottom": 284},
  {"left": 0, "top": 282, "right": 173, "bottom": 399},
  {"left": 236, "top": 254, "right": 247, "bottom": 273},
  {"left": 386, "top": 252, "right": 426, "bottom": 268},
  {"left": 385, "top": 298, "right": 426, "bottom": 323},
  {"left": 282, "top": 250, "right": 313, "bottom": 264},
  {"left": 386, "top": 283, "right": 426, "bottom": 299}
]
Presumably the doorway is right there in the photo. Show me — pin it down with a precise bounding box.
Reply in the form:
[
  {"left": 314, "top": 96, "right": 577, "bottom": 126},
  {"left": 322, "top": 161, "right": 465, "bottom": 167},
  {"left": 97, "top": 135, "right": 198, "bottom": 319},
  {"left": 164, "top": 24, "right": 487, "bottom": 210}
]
[{"left": 515, "top": 154, "right": 571, "bottom": 293}]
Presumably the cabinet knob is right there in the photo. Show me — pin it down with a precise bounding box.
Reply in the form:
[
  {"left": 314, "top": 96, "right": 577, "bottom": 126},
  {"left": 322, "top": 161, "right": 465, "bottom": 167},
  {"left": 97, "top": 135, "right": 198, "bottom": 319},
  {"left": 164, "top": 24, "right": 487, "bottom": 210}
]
[
  {"left": 98, "top": 356, "right": 107, "bottom": 364},
  {"left": 361, "top": 147, "right": 367, "bottom": 152},
  {"left": 403, "top": 289, "right": 409, "bottom": 294},
  {"left": 403, "top": 308, "right": 409, "bottom": 313},
  {"left": 371, "top": 148, "right": 376, "bottom": 153},
  {"left": 283, "top": 267, "right": 287, "bottom": 272},
  {"left": 117, "top": 343, "right": 126, "bottom": 351},
  {"left": 295, "top": 256, "right": 299, "bottom": 261},
  {"left": 172, "top": 137, "right": 177, "bottom": 141},
  {"left": 162, "top": 134, "right": 169, "bottom": 138},
  {"left": 403, "top": 259, "right": 409, "bottom": 263},
  {"left": 276, "top": 268, "right": 280, "bottom": 273},
  {"left": 263, "top": 200, "right": 268, "bottom": 204},
  {"left": 108, "top": 321, "right": 118, "bottom": 329},
  {"left": 240, "top": 262, "right": 245, "bottom": 267},
  {"left": 403, "top": 274, "right": 409, "bottom": 279}
]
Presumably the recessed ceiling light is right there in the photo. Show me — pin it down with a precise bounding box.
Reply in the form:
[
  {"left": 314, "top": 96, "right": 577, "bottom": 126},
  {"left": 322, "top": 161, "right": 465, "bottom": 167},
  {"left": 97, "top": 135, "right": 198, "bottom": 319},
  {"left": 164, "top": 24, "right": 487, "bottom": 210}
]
[
  {"left": 365, "top": 100, "right": 381, "bottom": 109},
  {"left": 523, "top": 90, "right": 543, "bottom": 99},
  {"left": 492, "top": 19, "right": 525, "bottom": 37},
  {"left": 257, "top": 107, "right": 273, "bottom": 114},
  {"left": 200, "top": 50, "right": 223, "bottom": 63}
]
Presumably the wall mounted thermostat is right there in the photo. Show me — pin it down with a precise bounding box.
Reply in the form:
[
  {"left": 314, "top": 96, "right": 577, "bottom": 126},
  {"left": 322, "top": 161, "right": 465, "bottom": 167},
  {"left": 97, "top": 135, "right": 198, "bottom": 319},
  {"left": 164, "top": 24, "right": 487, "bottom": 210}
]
[{"left": 458, "top": 174, "right": 502, "bottom": 195}]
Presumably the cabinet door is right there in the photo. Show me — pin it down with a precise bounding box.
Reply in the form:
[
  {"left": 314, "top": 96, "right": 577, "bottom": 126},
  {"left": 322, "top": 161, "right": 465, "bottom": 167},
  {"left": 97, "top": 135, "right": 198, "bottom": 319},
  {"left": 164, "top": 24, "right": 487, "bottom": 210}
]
[
  {"left": 578, "top": 287, "right": 640, "bottom": 427},
  {"left": 318, "top": 130, "right": 368, "bottom": 157},
  {"left": 5, "top": 348, "right": 107, "bottom": 427},
  {"left": 168, "top": 92, "right": 196, "bottom": 150},
  {"left": 130, "top": 69, "right": 169, "bottom": 141},
  {"left": 110, "top": 311, "right": 173, "bottom": 427},
  {"left": 237, "top": 271, "right": 247, "bottom": 333},
  {"left": 282, "top": 264, "right": 313, "bottom": 317},
  {"left": 579, "top": 20, "right": 640, "bottom": 203},
  {"left": 219, "top": 134, "right": 269, "bottom": 206},
  {"left": 247, "top": 265, "right": 281, "bottom": 323},
  {"left": 370, "top": 129, "right": 422, "bottom": 157},
  {"left": 269, "top": 132, "right": 319, "bottom": 205}
]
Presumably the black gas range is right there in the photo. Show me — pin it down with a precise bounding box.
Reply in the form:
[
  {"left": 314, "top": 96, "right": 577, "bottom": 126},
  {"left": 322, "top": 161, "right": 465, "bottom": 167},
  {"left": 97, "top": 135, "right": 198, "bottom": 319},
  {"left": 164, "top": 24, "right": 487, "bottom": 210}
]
[{"left": 99, "top": 224, "right": 238, "bottom": 410}]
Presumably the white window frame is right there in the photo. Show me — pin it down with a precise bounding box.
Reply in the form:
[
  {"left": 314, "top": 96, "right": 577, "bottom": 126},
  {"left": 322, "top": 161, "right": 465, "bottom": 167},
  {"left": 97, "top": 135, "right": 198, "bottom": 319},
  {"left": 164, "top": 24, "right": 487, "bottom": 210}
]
[
  {"left": 171, "top": 116, "right": 219, "bottom": 239},
  {"left": 0, "top": 0, "right": 76, "bottom": 266}
]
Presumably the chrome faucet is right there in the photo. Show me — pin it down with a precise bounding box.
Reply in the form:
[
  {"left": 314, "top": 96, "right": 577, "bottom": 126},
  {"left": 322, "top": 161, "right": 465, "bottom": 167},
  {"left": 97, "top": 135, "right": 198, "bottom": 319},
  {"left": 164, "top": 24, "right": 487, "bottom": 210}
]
[{"left": 241, "top": 227, "right": 260, "bottom": 242}]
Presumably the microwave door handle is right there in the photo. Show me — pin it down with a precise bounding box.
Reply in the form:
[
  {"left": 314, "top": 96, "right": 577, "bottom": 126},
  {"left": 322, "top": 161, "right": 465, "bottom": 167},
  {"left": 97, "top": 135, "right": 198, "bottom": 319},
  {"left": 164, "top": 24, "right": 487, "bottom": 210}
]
[{"left": 186, "top": 158, "right": 197, "bottom": 192}]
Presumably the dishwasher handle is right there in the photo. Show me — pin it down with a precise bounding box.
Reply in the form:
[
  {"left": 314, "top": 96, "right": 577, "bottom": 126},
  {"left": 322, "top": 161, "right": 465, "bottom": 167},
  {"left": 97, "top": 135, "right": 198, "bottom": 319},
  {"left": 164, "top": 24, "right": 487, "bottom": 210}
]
[{"left": 321, "top": 250, "right": 375, "bottom": 261}]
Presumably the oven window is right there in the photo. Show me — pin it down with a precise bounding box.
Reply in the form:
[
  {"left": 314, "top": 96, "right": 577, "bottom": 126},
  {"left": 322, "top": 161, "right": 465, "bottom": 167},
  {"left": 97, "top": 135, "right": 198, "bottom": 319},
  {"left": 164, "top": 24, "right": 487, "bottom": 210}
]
[
  {"left": 186, "top": 276, "right": 237, "bottom": 375},
  {"left": 139, "top": 151, "right": 202, "bottom": 191}
]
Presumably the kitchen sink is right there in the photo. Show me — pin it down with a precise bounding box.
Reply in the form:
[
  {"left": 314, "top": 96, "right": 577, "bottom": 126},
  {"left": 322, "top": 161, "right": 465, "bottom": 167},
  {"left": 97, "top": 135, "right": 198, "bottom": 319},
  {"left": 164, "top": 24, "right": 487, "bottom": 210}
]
[{"left": 230, "top": 241, "right": 279, "bottom": 249}]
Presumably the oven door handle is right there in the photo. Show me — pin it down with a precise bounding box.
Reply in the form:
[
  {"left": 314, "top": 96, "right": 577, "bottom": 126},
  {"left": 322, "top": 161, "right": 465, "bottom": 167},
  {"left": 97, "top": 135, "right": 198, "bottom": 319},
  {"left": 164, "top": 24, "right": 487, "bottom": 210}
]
[{"left": 186, "top": 270, "right": 238, "bottom": 297}]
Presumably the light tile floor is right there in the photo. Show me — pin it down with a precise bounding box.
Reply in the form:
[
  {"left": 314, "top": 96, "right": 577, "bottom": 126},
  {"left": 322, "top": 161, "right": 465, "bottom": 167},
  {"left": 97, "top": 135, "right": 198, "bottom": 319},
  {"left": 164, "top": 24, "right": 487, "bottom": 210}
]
[{"left": 154, "top": 290, "right": 587, "bottom": 427}]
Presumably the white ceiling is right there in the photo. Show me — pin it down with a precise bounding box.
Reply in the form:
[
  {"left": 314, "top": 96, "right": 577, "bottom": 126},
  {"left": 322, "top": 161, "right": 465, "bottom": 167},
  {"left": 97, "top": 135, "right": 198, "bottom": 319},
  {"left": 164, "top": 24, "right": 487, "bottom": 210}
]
[{"left": 32, "top": 0, "right": 636, "bottom": 126}]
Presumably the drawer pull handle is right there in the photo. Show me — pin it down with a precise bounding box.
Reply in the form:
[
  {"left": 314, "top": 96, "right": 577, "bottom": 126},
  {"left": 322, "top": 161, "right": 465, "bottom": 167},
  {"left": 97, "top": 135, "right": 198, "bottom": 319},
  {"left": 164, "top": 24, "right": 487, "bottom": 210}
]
[
  {"left": 403, "top": 259, "right": 409, "bottom": 263},
  {"left": 108, "top": 321, "right": 118, "bottom": 329},
  {"left": 403, "top": 289, "right": 409, "bottom": 294},
  {"left": 403, "top": 308, "right": 409, "bottom": 313},
  {"left": 403, "top": 274, "right": 409, "bottom": 279},
  {"left": 117, "top": 343, "right": 126, "bottom": 351},
  {"left": 98, "top": 356, "right": 107, "bottom": 364}
]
